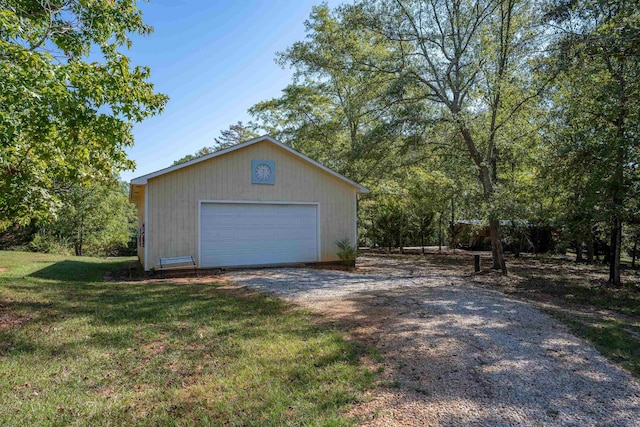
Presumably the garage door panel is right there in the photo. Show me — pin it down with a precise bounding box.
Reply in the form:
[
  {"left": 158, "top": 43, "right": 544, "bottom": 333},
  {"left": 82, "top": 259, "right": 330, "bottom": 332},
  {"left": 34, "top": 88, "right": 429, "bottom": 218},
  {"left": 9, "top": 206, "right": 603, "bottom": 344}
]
[{"left": 200, "top": 203, "right": 318, "bottom": 267}]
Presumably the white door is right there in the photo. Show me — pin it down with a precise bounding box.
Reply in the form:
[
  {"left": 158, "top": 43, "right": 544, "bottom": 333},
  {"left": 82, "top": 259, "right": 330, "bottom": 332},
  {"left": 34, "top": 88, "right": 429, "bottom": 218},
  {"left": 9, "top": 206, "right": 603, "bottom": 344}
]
[{"left": 200, "top": 202, "right": 318, "bottom": 267}]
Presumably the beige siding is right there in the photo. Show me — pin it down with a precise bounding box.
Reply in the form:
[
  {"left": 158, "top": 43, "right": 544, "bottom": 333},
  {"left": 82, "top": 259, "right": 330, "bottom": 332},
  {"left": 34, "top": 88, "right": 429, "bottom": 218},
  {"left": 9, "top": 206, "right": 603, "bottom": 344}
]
[
  {"left": 146, "top": 139, "right": 356, "bottom": 269},
  {"left": 132, "top": 186, "right": 146, "bottom": 268}
]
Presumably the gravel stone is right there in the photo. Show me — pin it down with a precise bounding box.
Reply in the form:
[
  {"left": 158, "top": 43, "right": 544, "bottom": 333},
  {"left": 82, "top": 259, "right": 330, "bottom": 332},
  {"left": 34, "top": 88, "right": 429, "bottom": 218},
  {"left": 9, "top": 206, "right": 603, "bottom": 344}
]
[{"left": 224, "top": 256, "right": 640, "bottom": 426}]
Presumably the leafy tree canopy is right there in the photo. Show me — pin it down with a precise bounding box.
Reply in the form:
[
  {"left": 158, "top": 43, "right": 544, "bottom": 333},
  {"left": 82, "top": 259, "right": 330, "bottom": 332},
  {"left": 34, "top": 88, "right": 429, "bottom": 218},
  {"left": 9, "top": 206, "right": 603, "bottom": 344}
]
[
  {"left": 30, "top": 179, "right": 137, "bottom": 257},
  {"left": 0, "top": 0, "right": 168, "bottom": 230},
  {"left": 545, "top": 0, "right": 640, "bottom": 284}
]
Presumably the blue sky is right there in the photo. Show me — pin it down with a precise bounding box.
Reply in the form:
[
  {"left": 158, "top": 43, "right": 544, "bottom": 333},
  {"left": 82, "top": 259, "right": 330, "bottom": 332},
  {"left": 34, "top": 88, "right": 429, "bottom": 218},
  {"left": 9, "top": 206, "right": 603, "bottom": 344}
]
[{"left": 121, "top": 0, "right": 341, "bottom": 182}]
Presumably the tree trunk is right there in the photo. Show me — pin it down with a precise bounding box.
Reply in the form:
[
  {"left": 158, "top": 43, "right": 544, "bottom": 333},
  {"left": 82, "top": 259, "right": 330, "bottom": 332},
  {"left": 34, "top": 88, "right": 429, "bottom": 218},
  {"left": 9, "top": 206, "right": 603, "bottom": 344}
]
[
  {"left": 488, "top": 219, "right": 507, "bottom": 273},
  {"left": 370, "top": 217, "right": 375, "bottom": 248},
  {"left": 632, "top": 234, "right": 638, "bottom": 269},
  {"left": 438, "top": 212, "right": 443, "bottom": 251},
  {"left": 576, "top": 240, "right": 583, "bottom": 263},
  {"left": 607, "top": 57, "right": 627, "bottom": 286},
  {"left": 609, "top": 217, "right": 622, "bottom": 286},
  {"left": 76, "top": 218, "right": 84, "bottom": 256},
  {"left": 607, "top": 156, "right": 624, "bottom": 285},
  {"left": 399, "top": 212, "right": 404, "bottom": 254},
  {"left": 587, "top": 232, "right": 594, "bottom": 265},
  {"left": 607, "top": 136, "right": 624, "bottom": 284},
  {"left": 459, "top": 126, "right": 507, "bottom": 274},
  {"left": 449, "top": 197, "right": 455, "bottom": 252},
  {"left": 75, "top": 235, "right": 83, "bottom": 256}
]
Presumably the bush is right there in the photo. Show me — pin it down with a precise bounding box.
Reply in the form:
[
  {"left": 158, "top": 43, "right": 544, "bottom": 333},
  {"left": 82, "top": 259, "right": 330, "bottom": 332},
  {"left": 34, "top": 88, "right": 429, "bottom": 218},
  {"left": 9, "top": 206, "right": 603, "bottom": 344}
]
[
  {"left": 335, "top": 238, "right": 357, "bottom": 265},
  {"left": 28, "top": 232, "right": 72, "bottom": 255}
]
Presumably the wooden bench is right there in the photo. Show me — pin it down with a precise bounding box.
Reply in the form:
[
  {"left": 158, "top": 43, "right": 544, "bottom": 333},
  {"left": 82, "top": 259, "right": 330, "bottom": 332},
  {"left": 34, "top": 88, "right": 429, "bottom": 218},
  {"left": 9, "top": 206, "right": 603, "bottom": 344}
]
[{"left": 157, "top": 256, "right": 198, "bottom": 277}]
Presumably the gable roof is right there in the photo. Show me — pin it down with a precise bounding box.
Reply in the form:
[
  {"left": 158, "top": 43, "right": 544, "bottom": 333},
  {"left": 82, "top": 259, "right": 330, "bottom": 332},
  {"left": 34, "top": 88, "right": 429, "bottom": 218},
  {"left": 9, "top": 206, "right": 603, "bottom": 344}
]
[{"left": 130, "top": 135, "right": 369, "bottom": 193}]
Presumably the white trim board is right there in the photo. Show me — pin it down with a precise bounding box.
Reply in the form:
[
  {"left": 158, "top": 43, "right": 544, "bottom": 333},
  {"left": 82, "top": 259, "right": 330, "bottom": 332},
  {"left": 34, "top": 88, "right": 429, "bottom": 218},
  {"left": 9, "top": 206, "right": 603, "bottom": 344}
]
[
  {"left": 197, "top": 200, "right": 321, "bottom": 268},
  {"left": 131, "top": 135, "right": 369, "bottom": 194},
  {"left": 144, "top": 187, "right": 149, "bottom": 271},
  {"left": 354, "top": 190, "right": 358, "bottom": 247}
]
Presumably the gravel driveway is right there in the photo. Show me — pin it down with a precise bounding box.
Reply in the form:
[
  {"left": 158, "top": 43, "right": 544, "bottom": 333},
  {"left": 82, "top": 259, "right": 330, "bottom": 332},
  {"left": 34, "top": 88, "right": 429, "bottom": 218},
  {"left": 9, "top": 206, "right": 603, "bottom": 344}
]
[{"left": 224, "top": 255, "right": 640, "bottom": 426}]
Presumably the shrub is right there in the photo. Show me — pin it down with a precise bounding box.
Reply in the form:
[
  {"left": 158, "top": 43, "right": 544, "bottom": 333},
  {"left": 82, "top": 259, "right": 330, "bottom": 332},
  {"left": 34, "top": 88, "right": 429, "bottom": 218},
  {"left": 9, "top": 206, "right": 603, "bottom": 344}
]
[
  {"left": 28, "top": 232, "right": 71, "bottom": 255},
  {"left": 335, "top": 238, "right": 357, "bottom": 265}
]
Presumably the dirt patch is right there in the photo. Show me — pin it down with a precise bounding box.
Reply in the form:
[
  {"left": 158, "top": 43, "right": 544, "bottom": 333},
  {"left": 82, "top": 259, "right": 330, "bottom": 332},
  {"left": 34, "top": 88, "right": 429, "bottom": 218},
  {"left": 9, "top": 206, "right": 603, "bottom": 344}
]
[
  {"left": 0, "top": 301, "right": 32, "bottom": 329},
  {"left": 0, "top": 268, "right": 8, "bottom": 272},
  {"left": 102, "top": 264, "right": 145, "bottom": 281},
  {"left": 0, "top": 313, "right": 32, "bottom": 329},
  {"left": 102, "top": 264, "right": 230, "bottom": 284}
]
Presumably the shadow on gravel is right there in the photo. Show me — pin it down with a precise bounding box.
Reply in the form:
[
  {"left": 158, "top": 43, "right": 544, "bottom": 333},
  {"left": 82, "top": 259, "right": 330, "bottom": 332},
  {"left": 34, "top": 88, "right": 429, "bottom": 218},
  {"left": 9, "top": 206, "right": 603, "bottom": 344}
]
[
  {"left": 335, "top": 285, "right": 640, "bottom": 426},
  {"left": 226, "top": 255, "right": 640, "bottom": 425}
]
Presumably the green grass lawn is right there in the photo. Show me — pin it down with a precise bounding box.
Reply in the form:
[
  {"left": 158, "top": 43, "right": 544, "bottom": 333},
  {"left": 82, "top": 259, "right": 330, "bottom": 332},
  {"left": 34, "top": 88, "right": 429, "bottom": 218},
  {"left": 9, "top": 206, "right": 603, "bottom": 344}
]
[{"left": 0, "top": 251, "right": 375, "bottom": 426}]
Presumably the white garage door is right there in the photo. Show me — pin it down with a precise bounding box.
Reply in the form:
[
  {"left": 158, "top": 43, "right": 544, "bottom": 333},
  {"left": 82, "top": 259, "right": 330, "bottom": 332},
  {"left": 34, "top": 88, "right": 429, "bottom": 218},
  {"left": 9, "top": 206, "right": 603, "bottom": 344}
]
[{"left": 200, "top": 202, "right": 318, "bottom": 267}]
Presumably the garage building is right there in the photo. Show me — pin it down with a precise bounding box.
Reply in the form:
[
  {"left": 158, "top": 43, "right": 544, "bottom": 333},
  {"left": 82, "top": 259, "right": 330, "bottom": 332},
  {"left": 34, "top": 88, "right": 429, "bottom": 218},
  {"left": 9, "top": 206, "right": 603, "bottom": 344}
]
[{"left": 129, "top": 135, "right": 369, "bottom": 271}]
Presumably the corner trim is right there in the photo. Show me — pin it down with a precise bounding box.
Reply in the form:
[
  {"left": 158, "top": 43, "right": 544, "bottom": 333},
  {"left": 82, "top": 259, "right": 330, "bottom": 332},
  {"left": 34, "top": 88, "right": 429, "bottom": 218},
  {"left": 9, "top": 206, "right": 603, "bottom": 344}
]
[
  {"left": 354, "top": 190, "right": 358, "bottom": 248},
  {"left": 144, "top": 186, "right": 149, "bottom": 271}
]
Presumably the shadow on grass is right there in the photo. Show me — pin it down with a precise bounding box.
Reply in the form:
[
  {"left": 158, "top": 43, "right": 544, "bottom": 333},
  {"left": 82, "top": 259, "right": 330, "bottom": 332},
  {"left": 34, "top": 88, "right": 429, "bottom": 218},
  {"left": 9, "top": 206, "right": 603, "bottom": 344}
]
[
  {"left": 511, "top": 272, "right": 640, "bottom": 317},
  {"left": 2, "top": 278, "right": 347, "bottom": 354},
  {"left": 1, "top": 259, "right": 374, "bottom": 426},
  {"left": 28, "top": 259, "right": 135, "bottom": 282}
]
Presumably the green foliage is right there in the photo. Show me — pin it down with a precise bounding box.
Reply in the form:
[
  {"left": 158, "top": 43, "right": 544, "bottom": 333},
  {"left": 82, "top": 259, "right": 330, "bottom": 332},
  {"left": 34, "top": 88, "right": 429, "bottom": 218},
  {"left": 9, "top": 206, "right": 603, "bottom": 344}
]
[
  {"left": 546, "top": 0, "right": 640, "bottom": 282},
  {"left": 0, "top": 0, "right": 168, "bottom": 229},
  {"left": 249, "top": 4, "right": 399, "bottom": 182},
  {"left": 249, "top": 0, "right": 556, "bottom": 272},
  {"left": 358, "top": 168, "right": 464, "bottom": 250},
  {"left": 30, "top": 180, "right": 137, "bottom": 257},
  {"left": 214, "top": 120, "right": 259, "bottom": 149},
  {"left": 335, "top": 238, "right": 357, "bottom": 263},
  {"left": 172, "top": 146, "right": 215, "bottom": 166},
  {"left": 28, "top": 231, "right": 72, "bottom": 256},
  {"left": 0, "top": 251, "right": 375, "bottom": 425}
]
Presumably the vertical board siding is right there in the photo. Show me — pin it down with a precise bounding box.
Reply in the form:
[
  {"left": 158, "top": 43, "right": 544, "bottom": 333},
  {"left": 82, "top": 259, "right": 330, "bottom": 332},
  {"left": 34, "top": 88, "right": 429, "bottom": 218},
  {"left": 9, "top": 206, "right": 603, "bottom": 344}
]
[
  {"left": 134, "top": 186, "right": 146, "bottom": 268},
  {"left": 146, "top": 139, "right": 356, "bottom": 269}
]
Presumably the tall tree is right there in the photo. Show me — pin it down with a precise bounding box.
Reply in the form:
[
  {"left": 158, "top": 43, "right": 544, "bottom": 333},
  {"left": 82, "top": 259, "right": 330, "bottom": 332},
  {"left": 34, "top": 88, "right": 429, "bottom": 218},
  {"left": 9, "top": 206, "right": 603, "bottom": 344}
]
[
  {"left": 213, "top": 121, "right": 259, "bottom": 149},
  {"left": 547, "top": 0, "right": 640, "bottom": 285},
  {"left": 250, "top": 4, "right": 401, "bottom": 182},
  {"left": 337, "top": 0, "right": 554, "bottom": 273},
  {"left": 0, "top": 0, "right": 168, "bottom": 229}
]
